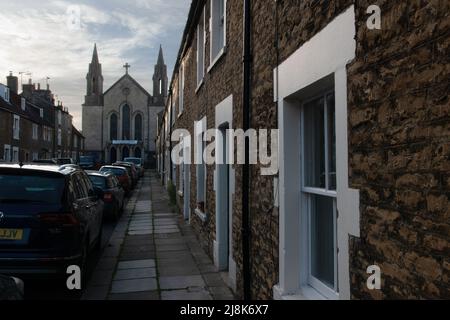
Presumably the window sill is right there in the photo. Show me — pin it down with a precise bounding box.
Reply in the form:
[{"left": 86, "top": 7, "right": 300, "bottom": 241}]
[
  {"left": 194, "top": 208, "right": 208, "bottom": 223},
  {"left": 195, "top": 79, "right": 204, "bottom": 94},
  {"left": 273, "top": 284, "right": 335, "bottom": 301},
  {"left": 207, "top": 46, "right": 227, "bottom": 74}
]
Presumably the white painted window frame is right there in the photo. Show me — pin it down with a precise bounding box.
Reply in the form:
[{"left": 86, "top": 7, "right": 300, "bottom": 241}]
[
  {"left": 3, "top": 144, "right": 11, "bottom": 162},
  {"left": 300, "top": 91, "right": 339, "bottom": 299},
  {"left": 58, "top": 128, "right": 62, "bottom": 146},
  {"left": 196, "top": 7, "right": 206, "bottom": 90},
  {"left": 273, "top": 6, "right": 360, "bottom": 301},
  {"left": 32, "top": 123, "right": 39, "bottom": 140},
  {"left": 208, "top": 0, "right": 227, "bottom": 73},
  {"left": 194, "top": 117, "right": 208, "bottom": 221},
  {"left": 178, "top": 62, "right": 185, "bottom": 116},
  {"left": 13, "top": 115, "right": 20, "bottom": 140},
  {"left": 12, "top": 147, "right": 19, "bottom": 163}
]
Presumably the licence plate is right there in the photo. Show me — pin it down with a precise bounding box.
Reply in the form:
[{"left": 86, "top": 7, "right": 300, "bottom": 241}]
[{"left": 0, "top": 228, "right": 24, "bottom": 240}]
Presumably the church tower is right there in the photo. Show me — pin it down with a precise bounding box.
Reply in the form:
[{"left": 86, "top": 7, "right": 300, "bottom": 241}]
[
  {"left": 152, "top": 45, "right": 168, "bottom": 105},
  {"left": 82, "top": 44, "right": 104, "bottom": 161},
  {"left": 84, "top": 43, "right": 104, "bottom": 106}
]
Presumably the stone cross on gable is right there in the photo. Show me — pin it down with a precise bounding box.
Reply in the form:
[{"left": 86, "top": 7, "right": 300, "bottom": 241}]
[{"left": 123, "top": 63, "right": 131, "bottom": 74}]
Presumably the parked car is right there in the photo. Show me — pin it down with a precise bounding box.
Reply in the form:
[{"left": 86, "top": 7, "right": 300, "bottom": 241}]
[
  {"left": 79, "top": 156, "right": 96, "bottom": 170},
  {"left": 87, "top": 171, "right": 125, "bottom": 221},
  {"left": 0, "top": 275, "right": 24, "bottom": 300},
  {"left": 124, "top": 157, "right": 145, "bottom": 177},
  {"left": 55, "top": 158, "right": 75, "bottom": 165},
  {"left": 99, "top": 166, "right": 132, "bottom": 196},
  {"left": 113, "top": 162, "right": 138, "bottom": 187},
  {"left": 0, "top": 164, "right": 104, "bottom": 283},
  {"left": 32, "top": 159, "right": 57, "bottom": 165}
]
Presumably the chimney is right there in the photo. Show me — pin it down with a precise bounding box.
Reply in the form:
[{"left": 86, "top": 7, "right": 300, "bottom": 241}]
[
  {"left": 7, "top": 72, "right": 18, "bottom": 93},
  {"left": 37, "top": 83, "right": 41, "bottom": 90},
  {"left": 22, "top": 80, "right": 35, "bottom": 98}
]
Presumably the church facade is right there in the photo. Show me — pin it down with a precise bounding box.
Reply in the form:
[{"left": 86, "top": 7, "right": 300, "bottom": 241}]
[{"left": 82, "top": 44, "right": 167, "bottom": 166}]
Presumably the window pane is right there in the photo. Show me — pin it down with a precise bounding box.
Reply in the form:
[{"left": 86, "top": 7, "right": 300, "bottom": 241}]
[
  {"left": 303, "top": 97, "right": 325, "bottom": 188},
  {"left": 110, "top": 114, "right": 118, "bottom": 140},
  {"left": 122, "top": 105, "right": 130, "bottom": 140},
  {"left": 134, "top": 114, "right": 142, "bottom": 141},
  {"left": 327, "top": 94, "right": 336, "bottom": 190},
  {"left": 310, "top": 194, "right": 335, "bottom": 288}
]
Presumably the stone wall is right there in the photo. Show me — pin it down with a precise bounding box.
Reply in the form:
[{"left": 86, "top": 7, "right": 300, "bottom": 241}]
[{"left": 347, "top": 0, "right": 450, "bottom": 299}]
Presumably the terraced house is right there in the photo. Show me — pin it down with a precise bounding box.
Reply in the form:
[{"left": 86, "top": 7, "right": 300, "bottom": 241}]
[
  {"left": 1, "top": 73, "right": 85, "bottom": 163},
  {"left": 157, "top": 0, "right": 449, "bottom": 299}
]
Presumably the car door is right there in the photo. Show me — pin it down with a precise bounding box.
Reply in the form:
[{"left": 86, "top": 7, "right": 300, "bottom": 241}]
[
  {"left": 112, "top": 176, "right": 124, "bottom": 208},
  {"left": 71, "top": 173, "right": 90, "bottom": 242},
  {"left": 81, "top": 173, "right": 103, "bottom": 245}
]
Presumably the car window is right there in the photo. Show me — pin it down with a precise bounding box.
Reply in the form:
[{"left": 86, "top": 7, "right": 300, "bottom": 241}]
[
  {"left": 72, "top": 174, "right": 87, "bottom": 199},
  {"left": 0, "top": 173, "right": 65, "bottom": 205},
  {"left": 89, "top": 175, "right": 106, "bottom": 189},
  {"left": 82, "top": 173, "right": 95, "bottom": 197}
]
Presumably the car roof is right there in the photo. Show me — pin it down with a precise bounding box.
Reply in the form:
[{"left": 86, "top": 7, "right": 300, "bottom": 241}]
[
  {"left": 101, "top": 166, "right": 126, "bottom": 171},
  {"left": 87, "top": 171, "right": 112, "bottom": 177},
  {"left": 0, "top": 163, "right": 80, "bottom": 176}
]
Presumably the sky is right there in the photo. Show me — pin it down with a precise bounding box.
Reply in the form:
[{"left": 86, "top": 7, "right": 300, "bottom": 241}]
[{"left": 0, "top": 0, "right": 191, "bottom": 130}]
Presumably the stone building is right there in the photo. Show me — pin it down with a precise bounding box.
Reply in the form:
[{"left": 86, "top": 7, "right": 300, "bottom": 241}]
[
  {"left": 82, "top": 44, "right": 167, "bottom": 166},
  {"left": 157, "top": 0, "right": 449, "bottom": 300}
]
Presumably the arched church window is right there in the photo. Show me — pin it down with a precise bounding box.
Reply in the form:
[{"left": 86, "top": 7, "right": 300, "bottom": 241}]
[
  {"left": 122, "top": 104, "right": 131, "bottom": 140},
  {"left": 110, "top": 114, "right": 118, "bottom": 140},
  {"left": 135, "top": 114, "right": 143, "bottom": 141}
]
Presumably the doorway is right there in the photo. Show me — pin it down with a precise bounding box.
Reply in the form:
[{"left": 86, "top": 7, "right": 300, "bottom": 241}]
[
  {"left": 122, "top": 146, "right": 130, "bottom": 160},
  {"left": 110, "top": 147, "right": 117, "bottom": 164},
  {"left": 216, "top": 125, "right": 230, "bottom": 271}
]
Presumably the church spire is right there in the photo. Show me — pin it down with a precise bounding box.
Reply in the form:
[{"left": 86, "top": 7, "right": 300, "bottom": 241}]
[
  {"left": 152, "top": 45, "right": 168, "bottom": 105},
  {"left": 157, "top": 45, "right": 165, "bottom": 65},
  {"left": 92, "top": 43, "right": 99, "bottom": 64},
  {"left": 84, "top": 43, "right": 104, "bottom": 106}
]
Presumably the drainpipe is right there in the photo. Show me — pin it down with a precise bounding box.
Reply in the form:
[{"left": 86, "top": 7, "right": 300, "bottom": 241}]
[
  {"left": 242, "top": 0, "right": 252, "bottom": 301},
  {"left": 168, "top": 91, "right": 173, "bottom": 183}
]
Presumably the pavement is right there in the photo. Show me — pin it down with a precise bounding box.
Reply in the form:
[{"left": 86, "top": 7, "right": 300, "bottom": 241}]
[{"left": 82, "top": 171, "right": 235, "bottom": 300}]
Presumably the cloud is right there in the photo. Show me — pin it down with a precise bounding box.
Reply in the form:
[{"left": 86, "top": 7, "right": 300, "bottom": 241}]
[{"left": 0, "top": 0, "right": 190, "bottom": 130}]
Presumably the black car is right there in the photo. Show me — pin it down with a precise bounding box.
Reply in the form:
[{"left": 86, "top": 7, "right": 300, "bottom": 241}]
[
  {"left": 0, "top": 164, "right": 104, "bottom": 283},
  {"left": 87, "top": 171, "right": 125, "bottom": 221}
]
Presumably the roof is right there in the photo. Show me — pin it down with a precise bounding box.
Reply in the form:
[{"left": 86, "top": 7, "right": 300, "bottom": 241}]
[
  {"left": 103, "top": 73, "right": 152, "bottom": 98},
  {"left": 0, "top": 87, "right": 47, "bottom": 126}
]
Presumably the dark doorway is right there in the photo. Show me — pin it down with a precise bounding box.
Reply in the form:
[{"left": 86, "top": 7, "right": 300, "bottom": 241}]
[
  {"left": 122, "top": 146, "right": 130, "bottom": 160},
  {"left": 134, "top": 147, "right": 142, "bottom": 158},
  {"left": 110, "top": 147, "right": 117, "bottom": 164}
]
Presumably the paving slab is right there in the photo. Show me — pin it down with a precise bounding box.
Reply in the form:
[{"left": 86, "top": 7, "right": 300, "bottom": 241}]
[
  {"left": 111, "top": 278, "right": 158, "bottom": 294},
  {"left": 114, "top": 267, "right": 157, "bottom": 280},
  {"left": 108, "top": 291, "right": 159, "bottom": 300},
  {"left": 159, "top": 275, "right": 205, "bottom": 290},
  {"left": 117, "top": 259, "right": 156, "bottom": 270},
  {"left": 161, "top": 288, "right": 212, "bottom": 300}
]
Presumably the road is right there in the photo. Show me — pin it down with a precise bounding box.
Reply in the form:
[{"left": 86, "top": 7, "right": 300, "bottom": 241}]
[{"left": 23, "top": 207, "right": 122, "bottom": 300}]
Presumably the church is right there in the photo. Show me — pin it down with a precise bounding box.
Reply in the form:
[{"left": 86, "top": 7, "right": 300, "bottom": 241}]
[{"left": 82, "top": 44, "right": 167, "bottom": 166}]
